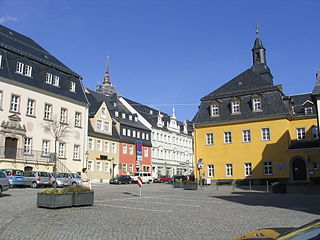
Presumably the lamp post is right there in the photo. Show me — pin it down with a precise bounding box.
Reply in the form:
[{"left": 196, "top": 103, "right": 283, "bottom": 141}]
[{"left": 85, "top": 151, "right": 89, "bottom": 169}]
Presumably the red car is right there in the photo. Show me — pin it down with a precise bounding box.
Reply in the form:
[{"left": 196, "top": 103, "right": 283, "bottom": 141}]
[{"left": 153, "top": 175, "right": 172, "bottom": 183}]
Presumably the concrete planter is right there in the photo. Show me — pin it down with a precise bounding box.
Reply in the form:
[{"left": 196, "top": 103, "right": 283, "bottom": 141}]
[
  {"left": 183, "top": 184, "right": 198, "bottom": 190},
  {"left": 173, "top": 181, "right": 184, "bottom": 188},
  {"left": 73, "top": 192, "right": 94, "bottom": 206},
  {"left": 37, "top": 193, "right": 73, "bottom": 209}
]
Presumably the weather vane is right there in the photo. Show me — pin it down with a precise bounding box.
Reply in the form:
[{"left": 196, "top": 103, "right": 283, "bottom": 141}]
[{"left": 255, "top": 24, "right": 261, "bottom": 37}]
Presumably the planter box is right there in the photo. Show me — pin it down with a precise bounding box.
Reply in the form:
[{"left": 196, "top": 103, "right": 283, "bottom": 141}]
[
  {"left": 37, "top": 193, "right": 73, "bottom": 209},
  {"left": 183, "top": 184, "right": 198, "bottom": 190},
  {"left": 173, "top": 181, "right": 184, "bottom": 188},
  {"left": 73, "top": 192, "right": 94, "bottom": 207}
]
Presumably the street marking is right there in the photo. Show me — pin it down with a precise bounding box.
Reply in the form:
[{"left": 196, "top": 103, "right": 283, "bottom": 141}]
[
  {"left": 127, "top": 200, "right": 201, "bottom": 207},
  {"left": 95, "top": 203, "right": 173, "bottom": 213}
]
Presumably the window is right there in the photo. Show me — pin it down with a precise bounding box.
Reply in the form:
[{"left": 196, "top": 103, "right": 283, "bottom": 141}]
[
  {"left": 210, "top": 104, "right": 219, "bottom": 116},
  {"left": 0, "top": 90, "right": 3, "bottom": 110},
  {"left": 122, "top": 144, "right": 127, "bottom": 154},
  {"left": 105, "top": 162, "right": 110, "bottom": 172},
  {"left": 24, "top": 65, "right": 32, "bottom": 77},
  {"left": 224, "top": 132, "right": 232, "bottom": 144},
  {"left": 88, "top": 138, "right": 94, "bottom": 150},
  {"left": 122, "top": 128, "right": 126, "bottom": 136},
  {"left": 75, "top": 112, "right": 81, "bottom": 127},
  {"left": 206, "top": 133, "right": 213, "bottom": 145},
  {"left": 10, "top": 95, "right": 20, "bottom": 112},
  {"left": 129, "top": 146, "right": 134, "bottom": 155},
  {"left": 16, "top": 62, "right": 24, "bottom": 74},
  {"left": 133, "top": 130, "right": 136, "bottom": 138},
  {"left": 46, "top": 73, "right": 53, "bottom": 84},
  {"left": 96, "top": 161, "right": 101, "bottom": 171},
  {"left": 261, "top": 128, "right": 270, "bottom": 141},
  {"left": 264, "top": 161, "right": 272, "bottom": 175},
  {"left": 129, "top": 164, "right": 133, "bottom": 173},
  {"left": 242, "top": 130, "right": 251, "bottom": 143},
  {"left": 231, "top": 101, "right": 240, "bottom": 114},
  {"left": 144, "top": 147, "right": 148, "bottom": 157},
  {"left": 24, "top": 138, "right": 32, "bottom": 154},
  {"left": 146, "top": 134, "right": 149, "bottom": 140},
  {"left": 208, "top": 165, "right": 214, "bottom": 177},
  {"left": 26, "top": 99, "right": 35, "bottom": 116},
  {"left": 60, "top": 108, "right": 68, "bottom": 123},
  {"left": 115, "top": 111, "right": 119, "bottom": 117},
  {"left": 53, "top": 75, "right": 59, "bottom": 86},
  {"left": 97, "top": 120, "right": 103, "bottom": 130},
  {"left": 313, "top": 162, "right": 319, "bottom": 170},
  {"left": 103, "top": 121, "right": 110, "bottom": 132},
  {"left": 42, "top": 140, "right": 50, "bottom": 156},
  {"left": 137, "top": 132, "right": 140, "bottom": 138},
  {"left": 142, "top": 133, "right": 145, "bottom": 139},
  {"left": 135, "top": 116, "right": 138, "bottom": 122},
  {"left": 101, "top": 107, "right": 106, "bottom": 116},
  {"left": 122, "top": 164, "right": 128, "bottom": 173},
  {"left": 58, "top": 142, "right": 66, "bottom": 158},
  {"left": 312, "top": 126, "right": 319, "bottom": 139},
  {"left": 96, "top": 140, "right": 102, "bottom": 151},
  {"left": 104, "top": 141, "right": 110, "bottom": 152},
  {"left": 244, "top": 163, "right": 252, "bottom": 176},
  {"left": 112, "top": 143, "right": 117, "bottom": 153},
  {"left": 252, "top": 98, "right": 262, "bottom": 111},
  {"left": 73, "top": 145, "right": 80, "bottom": 159},
  {"left": 70, "top": 82, "right": 76, "bottom": 92},
  {"left": 44, "top": 104, "right": 52, "bottom": 120},
  {"left": 88, "top": 160, "right": 93, "bottom": 171},
  {"left": 0, "top": 54, "right": 2, "bottom": 68},
  {"left": 305, "top": 107, "right": 313, "bottom": 115},
  {"left": 226, "top": 164, "right": 233, "bottom": 177},
  {"left": 127, "top": 129, "right": 131, "bottom": 137},
  {"left": 129, "top": 115, "right": 133, "bottom": 121},
  {"left": 296, "top": 128, "right": 306, "bottom": 140},
  {"left": 122, "top": 113, "right": 126, "bottom": 119}
]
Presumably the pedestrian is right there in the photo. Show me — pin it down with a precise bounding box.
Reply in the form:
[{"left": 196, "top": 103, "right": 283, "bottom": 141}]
[{"left": 81, "top": 168, "right": 91, "bottom": 189}]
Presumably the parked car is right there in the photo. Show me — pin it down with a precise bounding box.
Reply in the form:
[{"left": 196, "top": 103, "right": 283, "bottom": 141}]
[
  {"left": 233, "top": 219, "right": 320, "bottom": 240},
  {"left": 0, "top": 169, "right": 26, "bottom": 187},
  {"left": 153, "top": 175, "right": 173, "bottom": 183},
  {"left": 50, "top": 173, "right": 82, "bottom": 187},
  {"left": 0, "top": 171, "right": 10, "bottom": 196},
  {"left": 110, "top": 175, "right": 132, "bottom": 184},
  {"left": 24, "top": 171, "right": 52, "bottom": 188},
  {"left": 131, "top": 172, "right": 152, "bottom": 183}
]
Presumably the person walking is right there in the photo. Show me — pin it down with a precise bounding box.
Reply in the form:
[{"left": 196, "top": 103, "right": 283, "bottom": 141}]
[{"left": 81, "top": 168, "right": 91, "bottom": 189}]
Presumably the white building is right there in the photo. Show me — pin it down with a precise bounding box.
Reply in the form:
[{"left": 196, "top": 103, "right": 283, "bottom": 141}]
[
  {"left": 121, "top": 98, "right": 194, "bottom": 178},
  {"left": 0, "top": 25, "right": 88, "bottom": 173}
]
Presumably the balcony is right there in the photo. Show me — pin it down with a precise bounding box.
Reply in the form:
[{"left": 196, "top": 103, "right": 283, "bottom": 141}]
[{"left": 0, "top": 146, "right": 55, "bottom": 163}]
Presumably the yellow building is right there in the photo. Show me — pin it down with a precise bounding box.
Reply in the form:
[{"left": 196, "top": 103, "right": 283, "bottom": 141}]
[{"left": 193, "top": 37, "right": 320, "bottom": 184}]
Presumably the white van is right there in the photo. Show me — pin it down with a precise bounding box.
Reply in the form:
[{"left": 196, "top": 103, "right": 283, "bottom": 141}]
[{"left": 131, "top": 172, "right": 152, "bottom": 184}]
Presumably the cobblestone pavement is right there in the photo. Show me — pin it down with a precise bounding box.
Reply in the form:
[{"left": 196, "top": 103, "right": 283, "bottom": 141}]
[{"left": 0, "top": 183, "right": 319, "bottom": 240}]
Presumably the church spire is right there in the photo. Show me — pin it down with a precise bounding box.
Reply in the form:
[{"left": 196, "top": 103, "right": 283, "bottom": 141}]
[
  {"left": 103, "top": 56, "right": 111, "bottom": 83},
  {"left": 96, "top": 56, "right": 117, "bottom": 96},
  {"left": 250, "top": 25, "right": 273, "bottom": 84}
]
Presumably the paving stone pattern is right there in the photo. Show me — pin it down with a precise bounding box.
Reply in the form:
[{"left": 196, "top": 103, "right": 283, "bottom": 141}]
[{"left": 0, "top": 184, "right": 319, "bottom": 240}]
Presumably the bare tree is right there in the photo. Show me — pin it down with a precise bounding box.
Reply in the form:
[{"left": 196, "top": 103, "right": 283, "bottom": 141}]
[{"left": 42, "top": 115, "right": 73, "bottom": 173}]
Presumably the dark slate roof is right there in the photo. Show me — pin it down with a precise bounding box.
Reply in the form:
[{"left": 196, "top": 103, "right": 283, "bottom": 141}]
[
  {"left": 0, "top": 24, "right": 78, "bottom": 76},
  {"left": 289, "top": 140, "right": 320, "bottom": 150},
  {"left": 289, "top": 93, "right": 317, "bottom": 117},
  {"left": 312, "top": 71, "right": 320, "bottom": 95},
  {"left": 124, "top": 97, "right": 192, "bottom": 136},
  {"left": 202, "top": 69, "right": 278, "bottom": 100},
  {"left": 253, "top": 38, "right": 264, "bottom": 49},
  {"left": 0, "top": 25, "right": 87, "bottom": 104}
]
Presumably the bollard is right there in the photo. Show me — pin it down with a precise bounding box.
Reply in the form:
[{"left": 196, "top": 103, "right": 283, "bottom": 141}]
[
  {"left": 249, "top": 181, "right": 252, "bottom": 192},
  {"left": 266, "top": 181, "right": 269, "bottom": 193}
]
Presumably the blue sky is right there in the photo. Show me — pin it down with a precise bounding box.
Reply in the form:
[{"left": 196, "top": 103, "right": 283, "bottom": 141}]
[{"left": 1, "top": 0, "right": 319, "bottom": 121}]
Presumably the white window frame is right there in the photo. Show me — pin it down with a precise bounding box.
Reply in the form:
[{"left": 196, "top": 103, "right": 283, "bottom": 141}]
[
  {"left": 0, "top": 54, "right": 2, "bottom": 68},
  {"left": 44, "top": 103, "right": 52, "bottom": 120},
  {"left": 226, "top": 164, "right": 233, "bottom": 177},
  {"left": 208, "top": 165, "right": 214, "bottom": 177},
  {"left": 96, "top": 140, "right": 102, "bottom": 151},
  {"left": 244, "top": 162, "right": 252, "bottom": 176},
  {"left": 206, "top": 133, "right": 214, "bottom": 145},
  {"left": 46, "top": 73, "right": 53, "bottom": 84},
  {"left": 53, "top": 75, "right": 59, "bottom": 86},
  {"left": 58, "top": 142, "right": 66, "bottom": 158},
  {"left": 242, "top": 130, "right": 251, "bottom": 143},
  {"left": 70, "top": 82, "right": 76, "bottom": 92},
  {"left": 16, "top": 62, "right": 24, "bottom": 74},
  {"left": 122, "top": 144, "right": 127, "bottom": 154},
  {"left": 24, "top": 137, "right": 32, "bottom": 154},
  {"left": 103, "top": 121, "right": 110, "bottom": 132},
  {"left": 264, "top": 161, "right": 273, "bottom": 176},
  {"left": 129, "top": 145, "right": 134, "bottom": 155},
  {"left": 96, "top": 161, "right": 101, "bottom": 171},
  {"left": 144, "top": 147, "right": 148, "bottom": 157},
  {"left": 0, "top": 90, "right": 3, "bottom": 110},
  {"left": 112, "top": 143, "right": 117, "bottom": 153},
  {"left": 97, "top": 119, "right": 103, "bottom": 130},
  {"left": 73, "top": 145, "right": 80, "bottom": 160},
  {"left": 210, "top": 104, "right": 219, "bottom": 117},
  {"left": 42, "top": 140, "right": 50, "bottom": 156},
  {"left": 122, "top": 164, "right": 128, "bottom": 173},
  {"left": 252, "top": 98, "right": 262, "bottom": 111},
  {"left": 10, "top": 94, "right": 20, "bottom": 113},
  {"left": 127, "top": 129, "right": 131, "bottom": 137},
  {"left": 75, "top": 112, "right": 81, "bottom": 127},
  {"left": 224, "top": 131, "right": 232, "bottom": 144},
  {"left": 24, "top": 65, "right": 32, "bottom": 77},
  {"left": 296, "top": 127, "right": 306, "bottom": 140},
  {"left": 305, "top": 107, "right": 313, "bottom": 115},
  {"left": 231, "top": 101, "right": 240, "bottom": 114},
  {"left": 261, "top": 128, "right": 270, "bottom": 141},
  {"left": 60, "top": 108, "right": 68, "bottom": 123},
  {"left": 105, "top": 162, "right": 110, "bottom": 172},
  {"left": 26, "top": 99, "right": 35, "bottom": 116},
  {"left": 88, "top": 138, "right": 94, "bottom": 150},
  {"left": 104, "top": 141, "right": 110, "bottom": 152},
  {"left": 133, "top": 130, "right": 136, "bottom": 138},
  {"left": 137, "top": 131, "right": 140, "bottom": 138},
  {"left": 87, "top": 160, "right": 93, "bottom": 171}
]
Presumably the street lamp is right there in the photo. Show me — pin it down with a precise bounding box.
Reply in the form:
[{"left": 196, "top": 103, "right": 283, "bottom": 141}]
[{"left": 85, "top": 151, "right": 89, "bottom": 169}]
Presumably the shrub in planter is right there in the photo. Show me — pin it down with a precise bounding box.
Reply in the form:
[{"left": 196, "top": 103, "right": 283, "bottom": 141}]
[
  {"left": 37, "top": 189, "right": 73, "bottom": 209},
  {"left": 271, "top": 182, "right": 287, "bottom": 193},
  {"left": 183, "top": 180, "right": 198, "bottom": 190},
  {"left": 173, "top": 180, "right": 184, "bottom": 188},
  {"left": 64, "top": 185, "right": 94, "bottom": 207}
]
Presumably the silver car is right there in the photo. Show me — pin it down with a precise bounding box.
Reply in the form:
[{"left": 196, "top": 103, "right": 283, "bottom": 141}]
[
  {"left": 24, "top": 171, "right": 52, "bottom": 188},
  {"left": 51, "top": 173, "right": 82, "bottom": 187},
  {"left": 0, "top": 171, "right": 10, "bottom": 195}
]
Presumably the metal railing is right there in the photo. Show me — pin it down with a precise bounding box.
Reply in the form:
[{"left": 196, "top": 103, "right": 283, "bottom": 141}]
[{"left": 0, "top": 146, "right": 54, "bottom": 163}]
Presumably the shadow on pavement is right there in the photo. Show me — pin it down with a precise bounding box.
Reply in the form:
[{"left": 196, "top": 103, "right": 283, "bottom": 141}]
[
  {"left": 212, "top": 192, "right": 320, "bottom": 215},
  {"left": 121, "top": 192, "right": 140, "bottom": 197}
]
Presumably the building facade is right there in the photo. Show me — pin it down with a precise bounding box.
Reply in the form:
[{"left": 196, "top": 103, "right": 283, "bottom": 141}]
[
  {"left": 0, "top": 25, "right": 88, "bottom": 173},
  {"left": 122, "top": 98, "right": 194, "bottom": 178},
  {"left": 193, "top": 36, "right": 320, "bottom": 183}
]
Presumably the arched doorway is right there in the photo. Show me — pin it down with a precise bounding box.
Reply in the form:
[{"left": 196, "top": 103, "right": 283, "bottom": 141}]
[{"left": 291, "top": 157, "right": 307, "bottom": 181}]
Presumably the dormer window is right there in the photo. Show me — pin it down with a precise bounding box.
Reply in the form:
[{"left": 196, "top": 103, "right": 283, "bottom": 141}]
[
  {"left": 129, "top": 115, "right": 133, "bottom": 121},
  {"left": 16, "top": 62, "right": 24, "bottom": 74},
  {"left": 252, "top": 98, "right": 262, "bottom": 111},
  {"left": 231, "top": 101, "right": 240, "bottom": 114},
  {"left": 210, "top": 104, "right": 219, "bottom": 117},
  {"left": 46, "top": 73, "right": 53, "bottom": 84},
  {"left": 16, "top": 62, "right": 32, "bottom": 77},
  {"left": 135, "top": 116, "right": 138, "bottom": 122},
  {"left": 70, "top": 82, "right": 76, "bottom": 92},
  {"left": 150, "top": 110, "right": 153, "bottom": 114},
  {"left": 0, "top": 54, "right": 3, "bottom": 68},
  {"left": 122, "top": 113, "right": 126, "bottom": 119},
  {"left": 115, "top": 111, "right": 119, "bottom": 117},
  {"left": 305, "top": 107, "right": 313, "bottom": 115},
  {"left": 24, "top": 65, "right": 32, "bottom": 77},
  {"left": 53, "top": 76, "right": 59, "bottom": 86}
]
